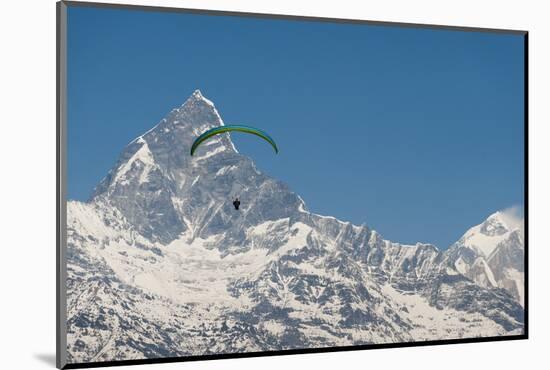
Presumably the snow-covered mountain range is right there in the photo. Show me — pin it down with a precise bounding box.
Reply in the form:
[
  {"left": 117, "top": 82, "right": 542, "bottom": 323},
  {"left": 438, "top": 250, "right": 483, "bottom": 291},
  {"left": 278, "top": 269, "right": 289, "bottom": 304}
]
[{"left": 66, "top": 90, "right": 525, "bottom": 364}]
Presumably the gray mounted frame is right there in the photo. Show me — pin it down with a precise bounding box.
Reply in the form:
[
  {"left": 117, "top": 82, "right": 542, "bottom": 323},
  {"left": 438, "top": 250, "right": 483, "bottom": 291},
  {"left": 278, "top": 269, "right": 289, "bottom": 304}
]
[{"left": 57, "top": 1, "right": 528, "bottom": 368}]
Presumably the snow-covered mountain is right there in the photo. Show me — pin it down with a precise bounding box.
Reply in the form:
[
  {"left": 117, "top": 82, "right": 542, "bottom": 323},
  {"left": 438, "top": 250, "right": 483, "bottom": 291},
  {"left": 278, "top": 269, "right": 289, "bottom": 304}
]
[
  {"left": 445, "top": 210, "right": 525, "bottom": 305},
  {"left": 66, "top": 90, "right": 524, "bottom": 364}
]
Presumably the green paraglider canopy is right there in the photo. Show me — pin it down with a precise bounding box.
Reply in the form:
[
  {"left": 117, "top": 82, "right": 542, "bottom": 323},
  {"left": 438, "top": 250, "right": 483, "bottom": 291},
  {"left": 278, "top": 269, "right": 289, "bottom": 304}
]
[{"left": 190, "top": 125, "right": 278, "bottom": 156}]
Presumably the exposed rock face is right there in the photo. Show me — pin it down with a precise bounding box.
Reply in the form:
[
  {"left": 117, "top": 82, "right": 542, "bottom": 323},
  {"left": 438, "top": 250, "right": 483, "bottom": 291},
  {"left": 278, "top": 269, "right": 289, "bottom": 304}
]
[{"left": 66, "top": 91, "right": 524, "bottom": 364}]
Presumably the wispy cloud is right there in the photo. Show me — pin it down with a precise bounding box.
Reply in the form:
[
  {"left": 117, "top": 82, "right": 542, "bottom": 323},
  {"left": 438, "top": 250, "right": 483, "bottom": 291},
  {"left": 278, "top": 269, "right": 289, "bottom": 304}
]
[{"left": 499, "top": 205, "right": 524, "bottom": 233}]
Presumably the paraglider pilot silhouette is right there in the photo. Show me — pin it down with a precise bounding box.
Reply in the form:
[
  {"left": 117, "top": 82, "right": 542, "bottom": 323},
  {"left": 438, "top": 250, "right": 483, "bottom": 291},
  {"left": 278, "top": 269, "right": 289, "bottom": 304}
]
[
  {"left": 232, "top": 197, "right": 241, "bottom": 210},
  {"left": 190, "top": 125, "right": 278, "bottom": 210}
]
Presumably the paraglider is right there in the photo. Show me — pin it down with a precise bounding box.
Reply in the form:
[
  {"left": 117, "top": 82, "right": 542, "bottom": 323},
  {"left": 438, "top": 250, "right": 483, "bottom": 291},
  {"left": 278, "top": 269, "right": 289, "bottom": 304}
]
[
  {"left": 190, "top": 125, "right": 278, "bottom": 156},
  {"left": 190, "top": 124, "right": 277, "bottom": 211},
  {"left": 232, "top": 197, "right": 241, "bottom": 210}
]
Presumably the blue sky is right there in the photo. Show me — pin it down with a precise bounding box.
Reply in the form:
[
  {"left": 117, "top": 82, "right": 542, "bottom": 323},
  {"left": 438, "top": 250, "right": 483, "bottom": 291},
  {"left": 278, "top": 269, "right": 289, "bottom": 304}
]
[{"left": 67, "top": 6, "right": 525, "bottom": 249}]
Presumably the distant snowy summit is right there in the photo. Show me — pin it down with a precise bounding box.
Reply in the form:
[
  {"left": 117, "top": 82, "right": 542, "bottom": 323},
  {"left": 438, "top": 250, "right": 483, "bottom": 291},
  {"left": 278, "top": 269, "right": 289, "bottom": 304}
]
[
  {"left": 65, "top": 90, "right": 524, "bottom": 363},
  {"left": 446, "top": 209, "right": 525, "bottom": 304}
]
